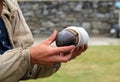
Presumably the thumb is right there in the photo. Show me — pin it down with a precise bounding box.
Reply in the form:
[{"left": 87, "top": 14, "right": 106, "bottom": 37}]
[{"left": 45, "top": 30, "right": 58, "bottom": 45}]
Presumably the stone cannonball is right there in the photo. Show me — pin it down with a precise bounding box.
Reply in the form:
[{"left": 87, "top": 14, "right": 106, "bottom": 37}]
[{"left": 56, "top": 26, "right": 89, "bottom": 47}]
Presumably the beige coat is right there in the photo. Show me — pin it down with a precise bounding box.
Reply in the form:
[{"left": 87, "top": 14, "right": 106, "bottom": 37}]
[{"left": 0, "top": 0, "right": 60, "bottom": 82}]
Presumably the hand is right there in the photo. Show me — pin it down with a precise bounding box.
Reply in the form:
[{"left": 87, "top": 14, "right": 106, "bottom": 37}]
[
  {"left": 30, "top": 30, "right": 75, "bottom": 66},
  {"left": 70, "top": 44, "right": 88, "bottom": 60}
]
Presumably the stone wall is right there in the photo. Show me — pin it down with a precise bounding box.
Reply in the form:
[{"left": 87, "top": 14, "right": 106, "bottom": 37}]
[{"left": 18, "top": 1, "right": 118, "bottom": 37}]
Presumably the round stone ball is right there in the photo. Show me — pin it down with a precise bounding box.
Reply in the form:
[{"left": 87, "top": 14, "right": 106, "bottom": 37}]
[{"left": 56, "top": 30, "right": 76, "bottom": 47}]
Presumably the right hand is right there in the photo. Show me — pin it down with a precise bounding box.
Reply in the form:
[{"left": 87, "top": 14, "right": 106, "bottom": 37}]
[{"left": 30, "top": 30, "right": 75, "bottom": 66}]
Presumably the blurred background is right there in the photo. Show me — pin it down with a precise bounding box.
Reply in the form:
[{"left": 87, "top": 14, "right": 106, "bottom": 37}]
[
  {"left": 18, "top": 0, "right": 120, "bottom": 38},
  {"left": 18, "top": 0, "right": 120, "bottom": 82}
]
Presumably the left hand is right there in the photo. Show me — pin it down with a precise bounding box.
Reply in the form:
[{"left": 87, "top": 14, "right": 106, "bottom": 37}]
[
  {"left": 59, "top": 44, "right": 88, "bottom": 61},
  {"left": 70, "top": 44, "right": 88, "bottom": 60}
]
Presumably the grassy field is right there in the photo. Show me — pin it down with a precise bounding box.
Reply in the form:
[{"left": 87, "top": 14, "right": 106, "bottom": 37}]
[{"left": 21, "top": 46, "right": 120, "bottom": 82}]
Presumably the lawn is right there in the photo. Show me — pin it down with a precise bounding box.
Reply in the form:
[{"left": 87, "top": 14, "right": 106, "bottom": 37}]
[{"left": 21, "top": 46, "right": 120, "bottom": 82}]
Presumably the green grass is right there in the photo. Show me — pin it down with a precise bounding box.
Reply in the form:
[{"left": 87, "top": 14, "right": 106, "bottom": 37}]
[{"left": 21, "top": 46, "right": 120, "bottom": 82}]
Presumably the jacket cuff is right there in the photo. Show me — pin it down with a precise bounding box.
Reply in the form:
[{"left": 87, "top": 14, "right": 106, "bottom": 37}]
[
  {"left": 51, "top": 62, "right": 61, "bottom": 68},
  {"left": 23, "top": 48, "right": 32, "bottom": 68}
]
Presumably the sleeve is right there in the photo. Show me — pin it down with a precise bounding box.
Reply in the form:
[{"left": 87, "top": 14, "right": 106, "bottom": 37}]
[
  {"left": 20, "top": 63, "right": 61, "bottom": 80},
  {"left": 13, "top": 1, "right": 61, "bottom": 80},
  {"left": 0, "top": 48, "right": 31, "bottom": 82},
  {"left": 2, "top": 0, "right": 61, "bottom": 81}
]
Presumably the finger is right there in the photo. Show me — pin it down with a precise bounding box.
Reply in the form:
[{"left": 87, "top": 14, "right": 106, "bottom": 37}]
[
  {"left": 52, "top": 45, "right": 75, "bottom": 54},
  {"left": 74, "top": 47, "right": 80, "bottom": 52},
  {"left": 71, "top": 46, "right": 84, "bottom": 59},
  {"left": 48, "top": 53, "right": 72, "bottom": 63},
  {"left": 71, "top": 45, "right": 88, "bottom": 60},
  {"left": 71, "top": 47, "right": 79, "bottom": 57},
  {"left": 45, "top": 30, "right": 58, "bottom": 45},
  {"left": 83, "top": 44, "right": 88, "bottom": 52}
]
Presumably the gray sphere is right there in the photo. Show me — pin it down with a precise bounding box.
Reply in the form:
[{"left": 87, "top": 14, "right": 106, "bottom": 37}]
[{"left": 56, "top": 30, "right": 76, "bottom": 47}]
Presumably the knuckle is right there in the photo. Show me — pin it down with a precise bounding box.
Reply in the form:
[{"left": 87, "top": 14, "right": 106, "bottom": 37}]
[
  {"left": 62, "top": 60, "right": 68, "bottom": 63},
  {"left": 62, "top": 57, "right": 70, "bottom": 63}
]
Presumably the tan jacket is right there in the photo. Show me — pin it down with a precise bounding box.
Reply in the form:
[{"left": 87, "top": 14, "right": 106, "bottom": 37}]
[{"left": 0, "top": 0, "right": 60, "bottom": 82}]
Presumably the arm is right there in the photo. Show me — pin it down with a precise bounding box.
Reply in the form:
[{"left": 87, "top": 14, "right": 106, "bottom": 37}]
[
  {"left": 2, "top": 0, "right": 88, "bottom": 81},
  {"left": 1, "top": 0, "right": 61, "bottom": 81},
  {"left": 20, "top": 30, "right": 73, "bottom": 80},
  {"left": 20, "top": 31, "right": 88, "bottom": 80},
  {"left": 0, "top": 48, "right": 31, "bottom": 82},
  {"left": 12, "top": 0, "right": 62, "bottom": 80},
  {"left": 21, "top": 63, "right": 61, "bottom": 80}
]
